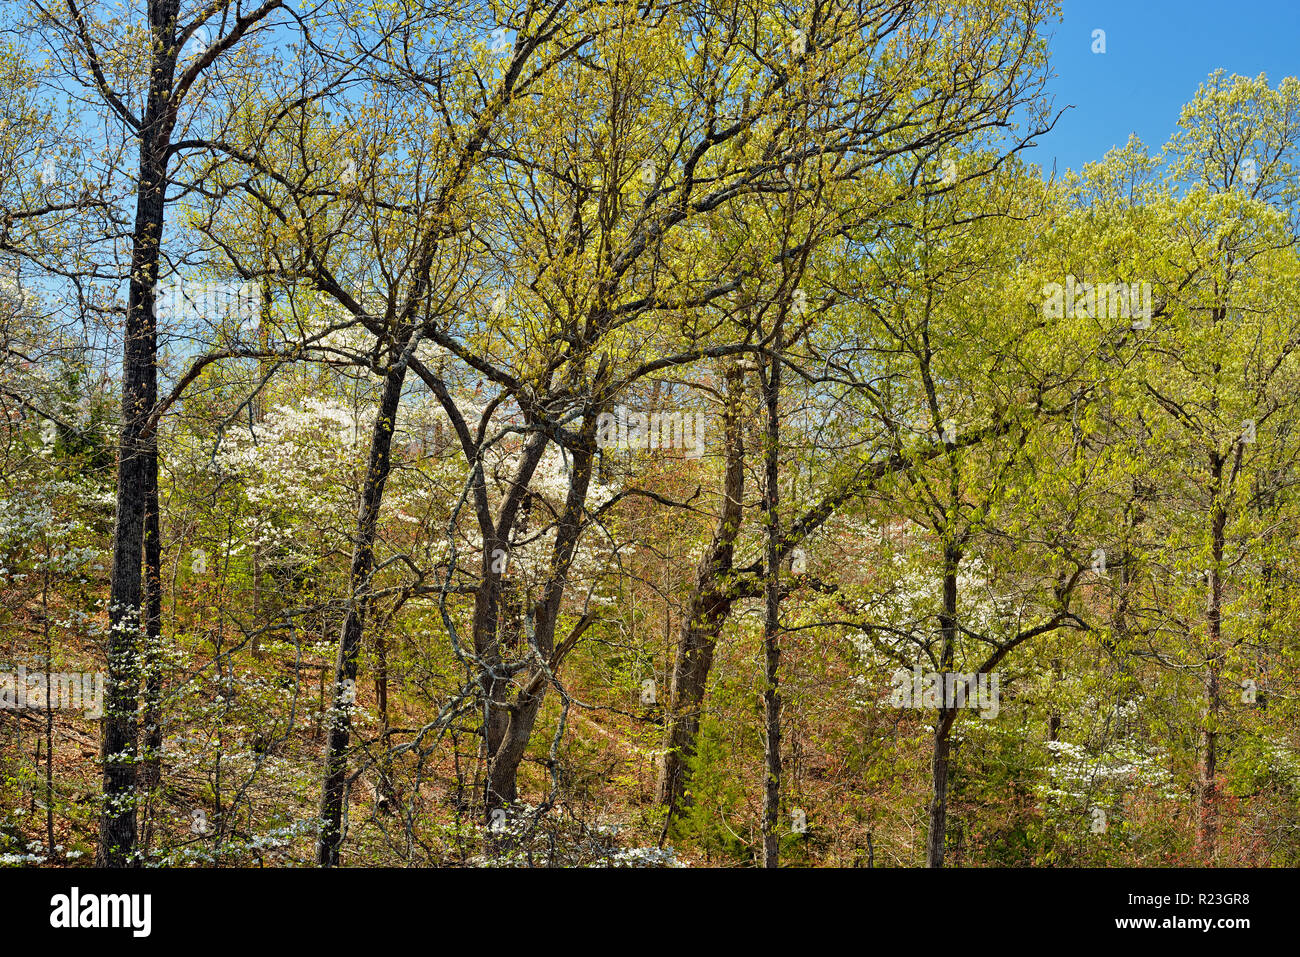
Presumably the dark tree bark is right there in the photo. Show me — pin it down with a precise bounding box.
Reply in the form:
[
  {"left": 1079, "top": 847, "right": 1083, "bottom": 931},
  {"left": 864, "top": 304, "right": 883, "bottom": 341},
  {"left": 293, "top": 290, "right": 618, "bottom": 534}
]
[
  {"left": 41, "top": 546, "right": 54, "bottom": 857},
  {"left": 89, "top": 0, "right": 286, "bottom": 871},
  {"left": 1197, "top": 465, "right": 1227, "bottom": 861},
  {"left": 317, "top": 351, "right": 410, "bottom": 866},
  {"left": 140, "top": 441, "right": 164, "bottom": 793},
  {"left": 760, "top": 327, "right": 784, "bottom": 868},
  {"left": 98, "top": 61, "right": 176, "bottom": 867},
  {"left": 655, "top": 365, "right": 746, "bottom": 818},
  {"left": 926, "top": 544, "right": 960, "bottom": 868},
  {"left": 485, "top": 420, "right": 598, "bottom": 807},
  {"left": 465, "top": 430, "right": 549, "bottom": 808}
]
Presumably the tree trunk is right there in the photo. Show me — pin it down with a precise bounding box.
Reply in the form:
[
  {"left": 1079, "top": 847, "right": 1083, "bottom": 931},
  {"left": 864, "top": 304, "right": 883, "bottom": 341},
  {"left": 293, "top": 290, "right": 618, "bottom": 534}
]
[
  {"left": 468, "top": 431, "right": 550, "bottom": 808},
  {"left": 926, "top": 546, "right": 960, "bottom": 868},
  {"left": 42, "top": 551, "right": 54, "bottom": 857},
  {"left": 140, "top": 442, "right": 164, "bottom": 792},
  {"left": 373, "top": 628, "right": 395, "bottom": 811},
  {"left": 760, "top": 336, "right": 784, "bottom": 868},
  {"left": 655, "top": 365, "right": 746, "bottom": 818},
  {"left": 1197, "top": 488, "right": 1226, "bottom": 861},
  {"left": 317, "top": 353, "right": 409, "bottom": 866},
  {"left": 98, "top": 74, "right": 176, "bottom": 866},
  {"left": 485, "top": 419, "right": 598, "bottom": 809}
]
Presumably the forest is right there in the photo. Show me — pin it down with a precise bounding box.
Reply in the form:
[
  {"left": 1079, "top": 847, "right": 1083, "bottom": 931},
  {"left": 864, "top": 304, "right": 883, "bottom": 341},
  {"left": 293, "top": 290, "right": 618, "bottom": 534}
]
[{"left": 1, "top": 0, "right": 1298, "bottom": 870}]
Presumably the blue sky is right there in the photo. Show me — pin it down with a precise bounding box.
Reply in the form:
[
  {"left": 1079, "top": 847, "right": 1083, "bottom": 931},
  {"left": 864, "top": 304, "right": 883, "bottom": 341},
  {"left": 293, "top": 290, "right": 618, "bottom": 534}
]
[{"left": 1034, "top": 0, "right": 1300, "bottom": 175}]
